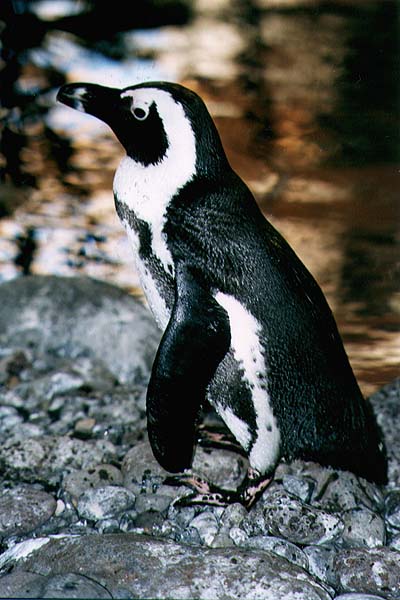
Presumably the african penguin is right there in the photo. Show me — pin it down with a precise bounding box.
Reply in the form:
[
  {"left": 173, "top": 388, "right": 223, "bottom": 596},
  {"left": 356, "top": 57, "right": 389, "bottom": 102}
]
[{"left": 57, "top": 81, "right": 387, "bottom": 507}]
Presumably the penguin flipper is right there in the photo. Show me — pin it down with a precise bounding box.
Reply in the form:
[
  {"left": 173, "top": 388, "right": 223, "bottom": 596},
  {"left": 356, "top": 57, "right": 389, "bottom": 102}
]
[{"left": 146, "top": 263, "right": 231, "bottom": 473}]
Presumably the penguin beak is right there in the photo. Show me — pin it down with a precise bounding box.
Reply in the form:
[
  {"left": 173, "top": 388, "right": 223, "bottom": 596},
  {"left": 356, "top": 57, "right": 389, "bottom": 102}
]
[{"left": 57, "top": 82, "right": 121, "bottom": 124}]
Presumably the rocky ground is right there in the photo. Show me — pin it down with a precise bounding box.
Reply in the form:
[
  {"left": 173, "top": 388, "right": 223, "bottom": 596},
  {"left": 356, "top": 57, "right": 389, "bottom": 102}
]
[{"left": 0, "top": 275, "right": 399, "bottom": 599}]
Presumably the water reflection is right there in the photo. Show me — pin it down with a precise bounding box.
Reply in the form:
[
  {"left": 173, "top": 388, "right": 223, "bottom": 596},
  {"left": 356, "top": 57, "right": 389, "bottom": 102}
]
[{"left": 0, "top": 0, "right": 399, "bottom": 395}]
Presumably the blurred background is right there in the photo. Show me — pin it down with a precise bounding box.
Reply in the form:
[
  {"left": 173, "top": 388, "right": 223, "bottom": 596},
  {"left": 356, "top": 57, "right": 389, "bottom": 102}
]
[{"left": 0, "top": 0, "right": 399, "bottom": 396}]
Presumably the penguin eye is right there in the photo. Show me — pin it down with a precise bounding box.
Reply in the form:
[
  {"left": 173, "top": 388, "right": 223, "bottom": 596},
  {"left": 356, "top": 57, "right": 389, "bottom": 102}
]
[{"left": 133, "top": 106, "right": 149, "bottom": 121}]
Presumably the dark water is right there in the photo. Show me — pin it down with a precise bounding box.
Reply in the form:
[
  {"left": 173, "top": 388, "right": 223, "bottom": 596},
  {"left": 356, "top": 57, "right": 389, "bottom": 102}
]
[{"left": 1, "top": 0, "right": 399, "bottom": 395}]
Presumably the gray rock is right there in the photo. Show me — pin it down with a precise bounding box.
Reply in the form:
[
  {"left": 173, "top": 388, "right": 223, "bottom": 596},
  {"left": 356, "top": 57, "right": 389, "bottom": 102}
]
[
  {"left": 0, "top": 486, "right": 56, "bottom": 539},
  {"left": 334, "top": 547, "right": 400, "bottom": 599},
  {"left": 282, "top": 474, "right": 315, "bottom": 503},
  {"left": 41, "top": 572, "right": 113, "bottom": 598},
  {"left": 0, "top": 275, "right": 161, "bottom": 385},
  {"left": 62, "top": 464, "right": 123, "bottom": 501},
  {"left": 341, "top": 508, "right": 386, "bottom": 548},
  {"left": 0, "top": 435, "right": 116, "bottom": 486},
  {"left": 0, "top": 570, "right": 48, "bottom": 599},
  {"left": 76, "top": 486, "right": 136, "bottom": 521},
  {"left": 304, "top": 545, "right": 337, "bottom": 587},
  {"left": 219, "top": 502, "right": 248, "bottom": 531},
  {"left": 389, "top": 533, "right": 400, "bottom": 551},
  {"left": 189, "top": 511, "right": 219, "bottom": 546},
  {"left": 245, "top": 488, "right": 343, "bottom": 545},
  {"left": 369, "top": 378, "right": 400, "bottom": 488},
  {"left": 242, "top": 535, "right": 309, "bottom": 571},
  {"left": 385, "top": 489, "right": 400, "bottom": 530},
  {"left": 95, "top": 519, "right": 121, "bottom": 534},
  {"left": 335, "top": 595, "right": 390, "bottom": 600},
  {"left": 9, "top": 533, "right": 332, "bottom": 599},
  {"left": 134, "top": 492, "right": 172, "bottom": 514}
]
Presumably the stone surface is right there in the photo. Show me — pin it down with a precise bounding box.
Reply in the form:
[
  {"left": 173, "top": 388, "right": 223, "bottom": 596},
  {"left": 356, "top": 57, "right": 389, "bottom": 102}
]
[
  {"left": 334, "top": 547, "right": 400, "bottom": 599},
  {"left": 0, "top": 275, "right": 161, "bottom": 385},
  {"left": 8, "top": 534, "right": 332, "bottom": 600},
  {"left": 244, "top": 488, "right": 343, "bottom": 545},
  {"left": 0, "top": 435, "right": 116, "bottom": 486},
  {"left": 62, "top": 464, "right": 124, "bottom": 501},
  {"left": 76, "top": 486, "right": 136, "bottom": 521},
  {"left": 0, "top": 486, "right": 56, "bottom": 539},
  {"left": 341, "top": 508, "right": 386, "bottom": 548}
]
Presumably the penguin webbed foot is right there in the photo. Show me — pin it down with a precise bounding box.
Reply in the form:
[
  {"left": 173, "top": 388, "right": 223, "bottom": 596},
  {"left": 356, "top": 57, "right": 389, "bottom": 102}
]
[{"left": 165, "top": 468, "right": 273, "bottom": 510}]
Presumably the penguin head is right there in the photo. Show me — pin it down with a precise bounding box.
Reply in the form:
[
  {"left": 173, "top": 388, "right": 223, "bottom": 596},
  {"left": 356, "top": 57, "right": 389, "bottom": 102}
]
[{"left": 57, "top": 81, "right": 228, "bottom": 174}]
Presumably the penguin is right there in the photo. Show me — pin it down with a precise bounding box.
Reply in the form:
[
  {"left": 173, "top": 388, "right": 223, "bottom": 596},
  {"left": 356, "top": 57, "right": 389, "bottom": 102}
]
[{"left": 57, "top": 81, "right": 388, "bottom": 507}]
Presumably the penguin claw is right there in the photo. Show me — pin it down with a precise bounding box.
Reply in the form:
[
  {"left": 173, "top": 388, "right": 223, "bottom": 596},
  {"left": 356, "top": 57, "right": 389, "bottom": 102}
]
[{"left": 165, "top": 469, "right": 273, "bottom": 509}]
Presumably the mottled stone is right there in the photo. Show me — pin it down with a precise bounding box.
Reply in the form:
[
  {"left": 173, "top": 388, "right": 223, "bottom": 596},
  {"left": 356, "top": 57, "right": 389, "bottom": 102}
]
[
  {"left": 304, "top": 545, "right": 338, "bottom": 588},
  {"left": 134, "top": 492, "right": 172, "bottom": 514},
  {"left": 245, "top": 489, "right": 343, "bottom": 545},
  {"left": 0, "top": 275, "right": 161, "bottom": 385},
  {"left": 76, "top": 486, "right": 136, "bottom": 521},
  {"left": 189, "top": 511, "right": 219, "bottom": 546},
  {"left": 0, "top": 487, "right": 56, "bottom": 539},
  {"left": 62, "top": 464, "right": 123, "bottom": 501},
  {"left": 335, "top": 547, "right": 400, "bottom": 599},
  {"left": 10, "top": 533, "right": 332, "bottom": 599},
  {"left": 385, "top": 489, "right": 400, "bottom": 530},
  {"left": 341, "top": 508, "right": 386, "bottom": 548},
  {"left": 335, "top": 595, "right": 390, "bottom": 600},
  {"left": 0, "top": 435, "right": 116, "bottom": 486},
  {"left": 0, "top": 570, "right": 48, "bottom": 599},
  {"left": 41, "top": 572, "right": 113, "bottom": 598},
  {"left": 242, "top": 535, "right": 309, "bottom": 571},
  {"left": 282, "top": 474, "right": 315, "bottom": 503}
]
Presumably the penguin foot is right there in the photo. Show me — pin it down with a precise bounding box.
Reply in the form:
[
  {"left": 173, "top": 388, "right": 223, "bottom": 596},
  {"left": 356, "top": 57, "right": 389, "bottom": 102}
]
[
  {"left": 165, "top": 468, "right": 272, "bottom": 509},
  {"left": 197, "top": 424, "right": 247, "bottom": 456}
]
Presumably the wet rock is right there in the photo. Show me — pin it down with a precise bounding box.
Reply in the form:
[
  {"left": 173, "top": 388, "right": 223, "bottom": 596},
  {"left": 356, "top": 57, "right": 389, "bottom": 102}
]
[
  {"left": 62, "top": 464, "right": 123, "bottom": 501},
  {"left": 0, "top": 435, "right": 117, "bottom": 486},
  {"left": 9, "top": 533, "right": 333, "bottom": 600},
  {"left": 0, "top": 486, "right": 56, "bottom": 539},
  {"left": 244, "top": 488, "right": 343, "bottom": 545},
  {"left": 334, "top": 547, "right": 400, "bottom": 599},
  {"left": 76, "top": 486, "right": 136, "bottom": 522},
  {"left": 0, "top": 275, "right": 161, "bottom": 385},
  {"left": 341, "top": 508, "right": 386, "bottom": 548}
]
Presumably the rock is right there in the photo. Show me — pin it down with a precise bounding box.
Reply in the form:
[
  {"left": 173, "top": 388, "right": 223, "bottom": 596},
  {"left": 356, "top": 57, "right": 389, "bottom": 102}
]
[
  {"left": 335, "top": 595, "right": 390, "bottom": 600},
  {"left": 0, "top": 275, "right": 161, "bottom": 385},
  {"left": 0, "top": 435, "right": 116, "bottom": 486},
  {"left": 134, "top": 492, "right": 172, "bottom": 514},
  {"left": 341, "top": 508, "right": 386, "bottom": 548},
  {"left": 282, "top": 474, "right": 315, "bottom": 503},
  {"left": 385, "top": 489, "right": 400, "bottom": 530},
  {"left": 189, "top": 511, "right": 219, "bottom": 546},
  {"left": 62, "top": 464, "right": 123, "bottom": 501},
  {"left": 7, "top": 533, "right": 333, "bottom": 599},
  {"left": 369, "top": 378, "right": 400, "bottom": 488},
  {"left": 0, "top": 570, "right": 48, "bottom": 599},
  {"left": 244, "top": 488, "right": 343, "bottom": 545},
  {"left": 242, "top": 535, "right": 309, "bottom": 571},
  {"left": 41, "top": 572, "right": 113, "bottom": 598},
  {"left": 76, "top": 486, "right": 136, "bottom": 521},
  {"left": 122, "top": 439, "right": 247, "bottom": 492},
  {"left": 334, "top": 547, "right": 400, "bottom": 599},
  {"left": 0, "top": 487, "right": 56, "bottom": 539},
  {"left": 304, "top": 545, "right": 337, "bottom": 588}
]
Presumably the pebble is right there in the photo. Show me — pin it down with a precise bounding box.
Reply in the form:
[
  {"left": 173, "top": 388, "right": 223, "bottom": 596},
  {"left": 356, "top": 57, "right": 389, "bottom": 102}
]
[
  {"left": 76, "top": 486, "right": 136, "bottom": 522},
  {"left": 1, "top": 276, "right": 400, "bottom": 599},
  {"left": 0, "top": 486, "right": 56, "bottom": 539},
  {"left": 248, "top": 488, "right": 344, "bottom": 545},
  {"left": 62, "top": 464, "right": 124, "bottom": 501},
  {"left": 341, "top": 508, "right": 386, "bottom": 548}
]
